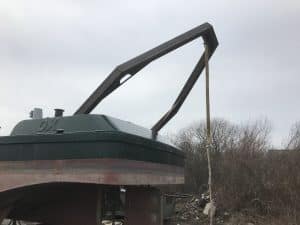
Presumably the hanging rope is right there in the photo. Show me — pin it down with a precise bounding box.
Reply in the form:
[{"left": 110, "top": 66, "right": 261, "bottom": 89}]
[{"left": 204, "top": 43, "right": 215, "bottom": 225}]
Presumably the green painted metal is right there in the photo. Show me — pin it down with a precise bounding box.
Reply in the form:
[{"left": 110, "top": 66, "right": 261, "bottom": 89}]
[
  {"left": 10, "top": 114, "right": 169, "bottom": 143},
  {"left": 11, "top": 115, "right": 115, "bottom": 136},
  {"left": 0, "top": 115, "right": 184, "bottom": 166}
]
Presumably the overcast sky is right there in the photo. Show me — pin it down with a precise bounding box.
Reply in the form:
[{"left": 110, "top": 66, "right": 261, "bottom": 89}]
[{"left": 0, "top": 0, "right": 299, "bottom": 147}]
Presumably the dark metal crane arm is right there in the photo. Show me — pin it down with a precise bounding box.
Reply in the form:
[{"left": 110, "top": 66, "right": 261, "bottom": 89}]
[{"left": 74, "top": 23, "right": 218, "bottom": 135}]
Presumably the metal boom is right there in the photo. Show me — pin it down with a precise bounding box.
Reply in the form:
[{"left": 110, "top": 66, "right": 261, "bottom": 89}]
[{"left": 74, "top": 23, "right": 218, "bottom": 135}]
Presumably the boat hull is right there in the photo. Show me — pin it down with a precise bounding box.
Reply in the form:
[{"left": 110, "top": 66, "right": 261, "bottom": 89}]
[
  {"left": 0, "top": 117, "right": 185, "bottom": 224},
  {"left": 0, "top": 130, "right": 184, "bottom": 191},
  {"left": 0, "top": 158, "right": 184, "bottom": 192}
]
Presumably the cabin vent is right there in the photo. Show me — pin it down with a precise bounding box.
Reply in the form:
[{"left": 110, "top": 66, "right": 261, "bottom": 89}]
[
  {"left": 54, "top": 109, "right": 64, "bottom": 117},
  {"left": 30, "top": 108, "right": 43, "bottom": 120}
]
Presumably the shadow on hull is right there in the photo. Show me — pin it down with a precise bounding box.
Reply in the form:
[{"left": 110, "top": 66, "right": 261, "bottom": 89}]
[{"left": 0, "top": 182, "right": 173, "bottom": 225}]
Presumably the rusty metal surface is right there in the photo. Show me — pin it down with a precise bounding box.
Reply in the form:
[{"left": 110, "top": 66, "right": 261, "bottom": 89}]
[
  {"left": 1, "top": 184, "right": 168, "bottom": 225},
  {"left": 4, "top": 184, "right": 102, "bottom": 225},
  {"left": 0, "top": 158, "right": 184, "bottom": 192},
  {"left": 125, "top": 187, "right": 163, "bottom": 225}
]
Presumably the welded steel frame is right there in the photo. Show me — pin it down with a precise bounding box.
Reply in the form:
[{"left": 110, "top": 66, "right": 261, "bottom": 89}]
[{"left": 74, "top": 23, "right": 218, "bottom": 135}]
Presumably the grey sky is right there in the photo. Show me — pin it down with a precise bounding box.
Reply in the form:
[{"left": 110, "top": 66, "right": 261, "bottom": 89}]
[{"left": 1, "top": 0, "right": 300, "bottom": 147}]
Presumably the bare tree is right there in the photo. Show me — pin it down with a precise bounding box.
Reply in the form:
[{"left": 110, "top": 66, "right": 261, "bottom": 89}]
[
  {"left": 174, "top": 118, "right": 272, "bottom": 209},
  {"left": 174, "top": 118, "right": 300, "bottom": 222},
  {"left": 174, "top": 119, "right": 238, "bottom": 193},
  {"left": 192, "top": 119, "right": 238, "bottom": 154},
  {"left": 286, "top": 121, "right": 300, "bottom": 150},
  {"left": 237, "top": 118, "right": 271, "bottom": 154}
]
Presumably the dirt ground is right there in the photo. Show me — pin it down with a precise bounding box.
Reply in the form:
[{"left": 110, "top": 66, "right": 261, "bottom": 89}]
[{"left": 166, "top": 195, "right": 286, "bottom": 225}]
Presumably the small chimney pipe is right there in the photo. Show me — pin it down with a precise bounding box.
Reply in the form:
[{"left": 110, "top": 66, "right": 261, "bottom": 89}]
[{"left": 54, "top": 109, "right": 64, "bottom": 117}]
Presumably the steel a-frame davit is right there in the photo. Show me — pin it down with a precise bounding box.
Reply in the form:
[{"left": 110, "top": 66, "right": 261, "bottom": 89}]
[{"left": 0, "top": 22, "right": 218, "bottom": 225}]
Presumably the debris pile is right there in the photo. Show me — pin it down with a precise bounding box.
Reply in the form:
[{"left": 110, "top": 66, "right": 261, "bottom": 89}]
[
  {"left": 168, "top": 193, "right": 226, "bottom": 225},
  {"left": 168, "top": 194, "right": 272, "bottom": 225},
  {"left": 174, "top": 196, "right": 208, "bottom": 223}
]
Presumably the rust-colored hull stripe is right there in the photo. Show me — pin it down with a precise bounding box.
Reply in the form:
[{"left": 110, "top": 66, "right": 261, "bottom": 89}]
[{"left": 0, "top": 158, "right": 184, "bottom": 192}]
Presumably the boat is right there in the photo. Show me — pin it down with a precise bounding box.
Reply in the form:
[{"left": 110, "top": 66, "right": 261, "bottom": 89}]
[
  {"left": 0, "top": 23, "right": 218, "bottom": 225},
  {"left": 0, "top": 113, "right": 184, "bottom": 191}
]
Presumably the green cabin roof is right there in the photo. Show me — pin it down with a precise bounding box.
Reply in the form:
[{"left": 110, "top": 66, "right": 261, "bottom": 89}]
[
  {"left": 11, "top": 114, "right": 169, "bottom": 144},
  {"left": 0, "top": 114, "right": 183, "bottom": 165}
]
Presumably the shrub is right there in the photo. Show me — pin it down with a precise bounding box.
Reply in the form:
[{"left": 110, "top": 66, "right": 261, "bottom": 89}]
[{"left": 174, "top": 119, "right": 300, "bottom": 222}]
